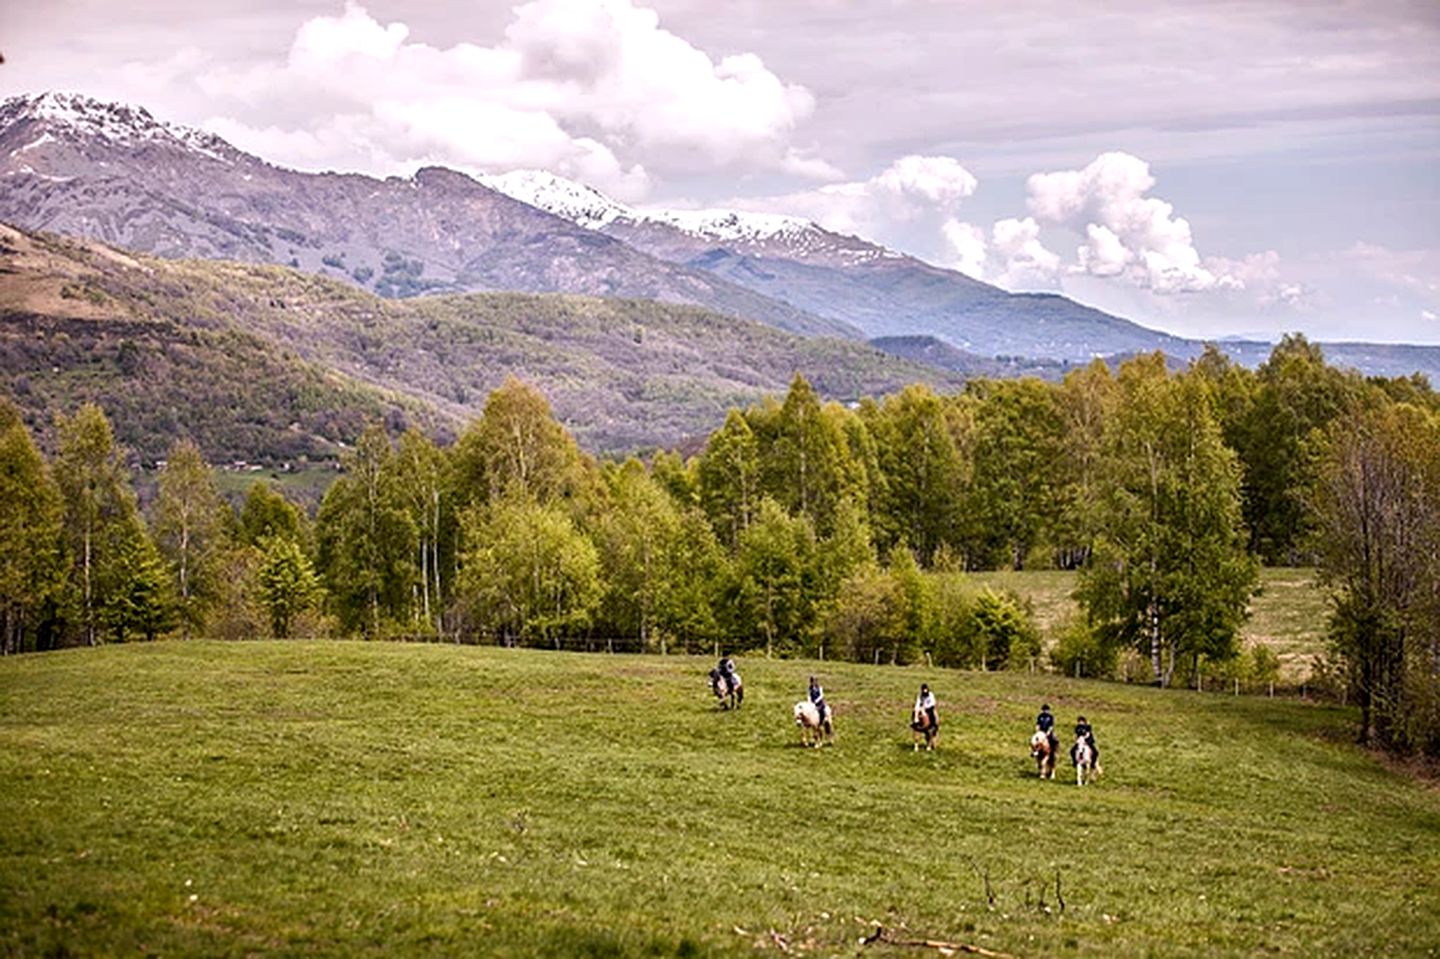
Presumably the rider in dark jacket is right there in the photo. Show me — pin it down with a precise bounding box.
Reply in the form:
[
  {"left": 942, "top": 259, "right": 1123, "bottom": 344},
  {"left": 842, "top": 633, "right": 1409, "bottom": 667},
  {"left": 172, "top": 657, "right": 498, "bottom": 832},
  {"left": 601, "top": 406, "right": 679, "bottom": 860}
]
[
  {"left": 1071, "top": 715, "right": 1098, "bottom": 765},
  {"left": 1036, "top": 703, "right": 1059, "bottom": 754},
  {"left": 808, "top": 676, "right": 827, "bottom": 721},
  {"left": 717, "top": 656, "right": 737, "bottom": 694}
]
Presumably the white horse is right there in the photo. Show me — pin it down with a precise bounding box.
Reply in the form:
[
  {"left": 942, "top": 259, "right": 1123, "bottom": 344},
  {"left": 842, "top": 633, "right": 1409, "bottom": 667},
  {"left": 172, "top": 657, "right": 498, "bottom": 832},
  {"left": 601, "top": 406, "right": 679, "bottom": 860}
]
[
  {"left": 1073, "top": 734, "right": 1099, "bottom": 786},
  {"left": 709, "top": 666, "right": 743, "bottom": 710},
  {"left": 793, "top": 700, "right": 834, "bottom": 747},
  {"left": 1030, "top": 730, "right": 1056, "bottom": 779}
]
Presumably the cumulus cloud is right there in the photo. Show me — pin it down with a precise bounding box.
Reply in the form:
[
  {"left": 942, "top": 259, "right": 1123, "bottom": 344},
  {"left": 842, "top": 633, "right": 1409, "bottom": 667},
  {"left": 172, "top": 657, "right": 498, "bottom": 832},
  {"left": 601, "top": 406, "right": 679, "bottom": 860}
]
[
  {"left": 187, "top": 0, "right": 827, "bottom": 197},
  {"left": 1026, "top": 151, "right": 1237, "bottom": 294},
  {"left": 991, "top": 216, "right": 1061, "bottom": 289},
  {"left": 942, "top": 220, "right": 987, "bottom": 279}
]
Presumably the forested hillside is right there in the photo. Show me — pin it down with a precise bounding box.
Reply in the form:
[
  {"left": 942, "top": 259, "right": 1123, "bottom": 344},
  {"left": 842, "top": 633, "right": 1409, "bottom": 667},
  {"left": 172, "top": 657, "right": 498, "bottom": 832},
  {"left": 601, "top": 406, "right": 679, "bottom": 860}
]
[
  {"left": 3, "top": 335, "right": 1437, "bottom": 752},
  {"left": 0, "top": 225, "right": 966, "bottom": 461}
]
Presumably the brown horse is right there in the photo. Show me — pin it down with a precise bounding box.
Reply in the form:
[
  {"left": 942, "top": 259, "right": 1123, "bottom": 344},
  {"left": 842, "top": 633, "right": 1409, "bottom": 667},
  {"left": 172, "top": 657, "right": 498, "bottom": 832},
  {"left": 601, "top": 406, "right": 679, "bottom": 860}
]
[
  {"left": 1030, "top": 730, "right": 1056, "bottom": 779},
  {"left": 794, "top": 700, "right": 834, "bottom": 747},
  {"left": 911, "top": 707, "right": 938, "bottom": 751}
]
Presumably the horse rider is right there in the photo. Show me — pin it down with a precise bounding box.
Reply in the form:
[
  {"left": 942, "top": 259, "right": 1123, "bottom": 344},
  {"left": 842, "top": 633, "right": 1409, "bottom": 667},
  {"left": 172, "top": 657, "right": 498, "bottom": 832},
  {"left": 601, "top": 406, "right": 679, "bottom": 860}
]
[
  {"left": 717, "top": 655, "right": 737, "bottom": 694},
  {"left": 1072, "top": 714, "right": 1099, "bottom": 765},
  {"left": 915, "top": 683, "right": 938, "bottom": 731},
  {"left": 1035, "top": 702, "right": 1059, "bottom": 756},
  {"left": 808, "top": 675, "right": 827, "bottom": 722}
]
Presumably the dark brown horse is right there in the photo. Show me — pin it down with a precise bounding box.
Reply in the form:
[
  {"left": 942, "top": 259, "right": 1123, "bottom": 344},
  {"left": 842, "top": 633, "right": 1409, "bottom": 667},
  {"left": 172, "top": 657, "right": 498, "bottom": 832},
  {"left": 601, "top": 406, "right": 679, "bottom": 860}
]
[{"left": 911, "top": 707, "right": 938, "bottom": 751}]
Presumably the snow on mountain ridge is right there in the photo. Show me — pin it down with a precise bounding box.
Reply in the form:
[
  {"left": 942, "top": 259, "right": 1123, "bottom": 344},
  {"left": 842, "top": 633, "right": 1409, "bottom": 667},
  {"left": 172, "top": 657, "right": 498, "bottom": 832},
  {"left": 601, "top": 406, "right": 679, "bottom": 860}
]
[
  {"left": 2, "top": 92, "right": 237, "bottom": 163},
  {"left": 480, "top": 168, "right": 845, "bottom": 248}
]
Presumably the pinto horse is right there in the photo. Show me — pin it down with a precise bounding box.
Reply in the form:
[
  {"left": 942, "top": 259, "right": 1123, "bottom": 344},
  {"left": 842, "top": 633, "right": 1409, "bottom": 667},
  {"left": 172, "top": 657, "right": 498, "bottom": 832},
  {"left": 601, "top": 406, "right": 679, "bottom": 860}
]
[
  {"left": 1029, "top": 730, "right": 1056, "bottom": 779},
  {"left": 794, "top": 701, "right": 834, "bottom": 747},
  {"left": 708, "top": 667, "right": 743, "bottom": 710},
  {"left": 911, "top": 707, "right": 939, "bottom": 751},
  {"left": 1072, "top": 734, "right": 1099, "bottom": 786}
]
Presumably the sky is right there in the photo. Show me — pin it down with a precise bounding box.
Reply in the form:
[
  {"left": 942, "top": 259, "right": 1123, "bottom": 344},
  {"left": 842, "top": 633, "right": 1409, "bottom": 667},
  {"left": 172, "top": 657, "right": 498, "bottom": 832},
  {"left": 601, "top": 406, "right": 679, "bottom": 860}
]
[{"left": 4, "top": 0, "right": 1440, "bottom": 344}]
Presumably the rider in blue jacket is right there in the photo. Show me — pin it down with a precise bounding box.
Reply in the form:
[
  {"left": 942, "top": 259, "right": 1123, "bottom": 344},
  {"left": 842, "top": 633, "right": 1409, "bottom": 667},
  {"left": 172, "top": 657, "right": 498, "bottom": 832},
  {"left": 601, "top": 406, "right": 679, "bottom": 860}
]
[{"left": 1036, "top": 703, "right": 1059, "bottom": 754}]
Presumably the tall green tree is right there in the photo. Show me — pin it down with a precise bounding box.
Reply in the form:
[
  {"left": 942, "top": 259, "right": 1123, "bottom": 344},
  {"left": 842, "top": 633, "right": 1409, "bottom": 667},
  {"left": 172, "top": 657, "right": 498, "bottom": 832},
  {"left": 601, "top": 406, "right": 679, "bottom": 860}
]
[
  {"left": 1236, "top": 335, "right": 1360, "bottom": 563},
  {"left": 394, "top": 428, "right": 453, "bottom": 634},
  {"left": 697, "top": 409, "right": 760, "bottom": 551},
  {"left": 239, "top": 481, "right": 307, "bottom": 549},
  {"left": 592, "top": 459, "right": 684, "bottom": 648},
  {"left": 97, "top": 514, "right": 174, "bottom": 642},
  {"left": 0, "top": 405, "right": 66, "bottom": 654},
  {"left": 1313, "top": 403, "right": 1440, "bottom": 749},
  {"left": 315, "top": 424, "right": 417, "bottom": 636},
  {"left": 451, "top": 376, "right": 590, "bottom": 509},
  {"left": 257, "top": 535, "right": 322, "bottom": 639},
  {"left": 53, "top": 403, "right": 139, "bottom": 646},
  {"left": 1054, "top": 360, "right": 1119, "bottom": 569},
  {"left": 730, "top": 497, "right": 821, "bottom": 657},
  {"left": 755, "top": 375, "right": 865, "bottom": 537},
  {"left": 965, "top": 378, "right": 1066, "bottom": 569},
  {"left": 1075, "top": 355, "right": 1259, "bottom": 686},
  {"left": 867, "top": 384, "right": 964, "bottom": 564},
  {"left": 152, "top": 439, "right": 230, "bottom": 637},
  {"left": 457, "top": 494, "right": 602, "bottom": 646}
]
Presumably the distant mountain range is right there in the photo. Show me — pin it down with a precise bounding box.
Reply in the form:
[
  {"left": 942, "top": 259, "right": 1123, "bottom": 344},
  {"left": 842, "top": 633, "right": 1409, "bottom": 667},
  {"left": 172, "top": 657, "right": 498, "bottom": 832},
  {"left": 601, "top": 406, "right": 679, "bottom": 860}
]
[
  {"left": 0, "top": 223, "right": 970, "bottom": 461},
  {"left": 2, "top": 91, "right": 1438, "bottom": 384}
]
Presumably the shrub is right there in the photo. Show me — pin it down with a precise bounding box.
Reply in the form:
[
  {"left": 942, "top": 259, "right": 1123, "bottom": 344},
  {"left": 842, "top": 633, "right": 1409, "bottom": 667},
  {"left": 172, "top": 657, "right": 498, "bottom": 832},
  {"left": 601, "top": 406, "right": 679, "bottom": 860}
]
[{"left": 1050, "top": 616, "right": 1118, "bottom": 678}]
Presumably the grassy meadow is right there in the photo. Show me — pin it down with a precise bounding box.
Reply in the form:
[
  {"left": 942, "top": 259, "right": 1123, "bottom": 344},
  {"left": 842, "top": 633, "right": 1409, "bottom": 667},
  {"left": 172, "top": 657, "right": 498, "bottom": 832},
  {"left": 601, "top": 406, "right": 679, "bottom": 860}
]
[{"left": 3, "top": 641, "right": 1437, "bottom": 957}]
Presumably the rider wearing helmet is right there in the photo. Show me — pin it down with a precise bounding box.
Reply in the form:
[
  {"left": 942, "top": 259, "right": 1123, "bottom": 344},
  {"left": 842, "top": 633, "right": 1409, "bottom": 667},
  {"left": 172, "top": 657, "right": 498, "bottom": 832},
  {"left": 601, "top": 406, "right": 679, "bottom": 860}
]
[
  {"left": 1036, "top": 702, "right": 1059, "bottom": 755},
  {"left": 717, "top": 656, "right": 737, "bottom": 695},
  {"left": 1071, "top": 715, "right": 1099, "bottom": 765},
  {"left": 915, "top": 683, "right": 938, "bottom": 731},
  {"left": 808, "top": 676, "right": 827, "bottom": 722}
]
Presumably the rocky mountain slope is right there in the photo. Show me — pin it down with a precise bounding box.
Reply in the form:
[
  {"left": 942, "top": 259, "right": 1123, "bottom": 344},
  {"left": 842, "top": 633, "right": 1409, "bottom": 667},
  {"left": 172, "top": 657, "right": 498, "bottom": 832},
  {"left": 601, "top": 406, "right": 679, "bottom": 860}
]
[
  {"left": 481, "top": 169, "right": 1194, "bottom": 361},
  {"left": 0, "top": 224, "right": 967, "bottom": 461},
  {"left": 0, "top": 93, "right": 856, "bottom": 339}
]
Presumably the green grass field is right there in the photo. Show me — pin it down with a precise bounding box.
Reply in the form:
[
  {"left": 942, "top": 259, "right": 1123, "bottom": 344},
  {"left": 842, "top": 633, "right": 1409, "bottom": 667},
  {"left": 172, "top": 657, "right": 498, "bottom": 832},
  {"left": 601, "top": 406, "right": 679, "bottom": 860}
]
[
  {"left": 971, "top": 567, "right": 1330, "bottom": 682},
  {"left": 2, "top": 642, "right": 1436, "bottom": 957}
]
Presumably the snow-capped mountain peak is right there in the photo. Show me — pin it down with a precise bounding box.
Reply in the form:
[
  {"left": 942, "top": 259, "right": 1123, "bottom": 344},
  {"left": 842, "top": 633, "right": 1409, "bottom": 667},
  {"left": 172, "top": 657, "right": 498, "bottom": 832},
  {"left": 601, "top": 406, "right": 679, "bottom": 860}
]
[
  {"left": 479, "top": 168, "right": 902, "bottom": 266},
  {"left": 1, "top": 91, "right": 238, "bottom": 164},
  {"left": 478, "top": 169, "right": 631, "bottom": 230}
]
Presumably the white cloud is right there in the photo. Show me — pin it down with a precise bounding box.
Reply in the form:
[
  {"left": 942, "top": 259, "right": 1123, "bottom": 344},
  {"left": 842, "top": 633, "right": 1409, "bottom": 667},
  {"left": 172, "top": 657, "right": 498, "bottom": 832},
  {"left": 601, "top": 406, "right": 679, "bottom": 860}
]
[
  {"left": 991, "top": 216, "right": 1061, "bottom": 289},
  {"left": 942, "top": 220, "right": 987, "bottom": 279},
  {"left": 1027, "top": 151, "right": 1235, "bottom": 294},
  {"left": 185, "top": 0, "right": 828, "bottom": 197}
]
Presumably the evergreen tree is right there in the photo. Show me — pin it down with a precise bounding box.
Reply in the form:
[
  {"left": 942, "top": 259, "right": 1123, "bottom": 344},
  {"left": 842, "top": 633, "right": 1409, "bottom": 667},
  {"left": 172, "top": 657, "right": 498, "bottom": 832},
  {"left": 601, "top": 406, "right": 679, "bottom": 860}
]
[
  {"left": 1075, "top": 355, "right": 1259, "bottom": 687},
  {"left": 239, "top": 481, "right": 307, "bottom": 548},
  {"left": 0, "top": 406, "right": 66, "bottom": 654},
  {"left": 97, "top": 514, "right": 174, "bottom": 642}
]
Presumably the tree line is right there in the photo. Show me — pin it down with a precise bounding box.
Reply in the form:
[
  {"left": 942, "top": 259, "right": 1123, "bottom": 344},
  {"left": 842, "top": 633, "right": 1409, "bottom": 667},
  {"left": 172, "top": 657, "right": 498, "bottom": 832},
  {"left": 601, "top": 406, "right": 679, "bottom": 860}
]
[{"left": 2, "top": 335, "right": 1436, "bottom": 752}]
